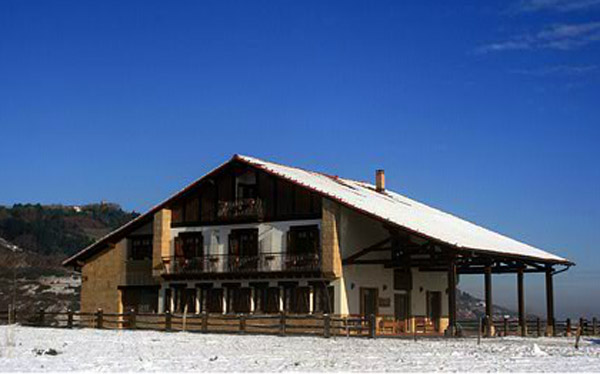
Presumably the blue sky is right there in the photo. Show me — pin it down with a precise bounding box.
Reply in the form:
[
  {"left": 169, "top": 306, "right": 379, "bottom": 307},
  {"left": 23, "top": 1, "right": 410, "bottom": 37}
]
[{"left": 1, "top": 0, "right": 599, "bottom": 318}]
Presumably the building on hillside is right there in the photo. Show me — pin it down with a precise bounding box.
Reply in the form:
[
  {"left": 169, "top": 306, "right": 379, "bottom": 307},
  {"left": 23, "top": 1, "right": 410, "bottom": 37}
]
[{"left": 63, "top": 154, "right": 572, "bottom": 336}]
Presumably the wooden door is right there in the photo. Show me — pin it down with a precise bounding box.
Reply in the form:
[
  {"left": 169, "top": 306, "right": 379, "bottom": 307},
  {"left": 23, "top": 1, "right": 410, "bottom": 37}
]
[
  {"left": 427, "top": 291, "right": 442, "bottom": 332},
  {"left": 360, "top": 288, "right": 379, "bottom": 318},
  {"left": 394, "top": 293, "right": 410, "bottom": 332}
]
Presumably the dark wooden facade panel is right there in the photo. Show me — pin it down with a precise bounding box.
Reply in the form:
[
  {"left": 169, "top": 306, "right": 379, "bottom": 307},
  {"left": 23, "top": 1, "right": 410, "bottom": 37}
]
[{"left": 169, "top": 161, "right": 322, "bottom": 227}]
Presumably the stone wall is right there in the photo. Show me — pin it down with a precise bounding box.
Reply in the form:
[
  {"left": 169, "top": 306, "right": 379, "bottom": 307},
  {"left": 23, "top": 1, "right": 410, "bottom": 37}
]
[
  {"left": 80, "top": 239, "right": 126, "bottom": 314},
  {"left": 321, "top": 199, "right": 342, "bottom": 279},
  {"left": 152, "top": 209, "right": 172, "bottom": 277}
]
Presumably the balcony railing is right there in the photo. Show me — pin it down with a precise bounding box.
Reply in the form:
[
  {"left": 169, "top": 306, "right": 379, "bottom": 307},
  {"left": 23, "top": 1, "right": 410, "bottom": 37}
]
[
  {"left": 217, "top": 198, "right": 264, "bottom": 221},
  {"left": 161, "top": 252, "right": 320, "bottom": 275}
]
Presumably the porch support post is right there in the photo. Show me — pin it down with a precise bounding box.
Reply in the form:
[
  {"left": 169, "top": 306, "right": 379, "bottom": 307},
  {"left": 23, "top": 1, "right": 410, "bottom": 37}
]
[
  {"left": 279, "top": 287, "right": 284, "bottom": 312},
  {"left": 545, "top": 266, "right": 555, "bottom": 336},
  {"left": 195, "top": 288, "right": 202, "bottom": 314},
  {"left": 222, "top": 288, "right": 228, "bottom": 314},
  {"left": 517, "top": 268, "right": 526, "bottom": 336},
  {"left": 309, "top": 286, "right": 315, "bottom": 314},
  {"left": 447, "top": 260, "right": 457, "bottom": 336},
  {"left": 169, "top": 287, "right": 175, "bottom": 313},
  {"left": 484, "top": 265, "right": 493, "bottom": 337}
]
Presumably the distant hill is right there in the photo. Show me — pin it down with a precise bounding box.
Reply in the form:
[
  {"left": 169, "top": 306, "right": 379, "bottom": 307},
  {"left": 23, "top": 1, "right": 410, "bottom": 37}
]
[
  {"left": 456, "top": 289, "right": 521, "bottom": 320},
  {"left": 0, "top": 203, "right": 138, "bottom": 312},
  {"left": 0, "top": 203, "right": 139, "bottom": 259}
]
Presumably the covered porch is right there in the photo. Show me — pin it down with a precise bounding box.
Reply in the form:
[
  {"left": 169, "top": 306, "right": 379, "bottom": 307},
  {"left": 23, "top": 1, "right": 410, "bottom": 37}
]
[{"left": 342, "top": 226, "right": 573, "bottom": 337}]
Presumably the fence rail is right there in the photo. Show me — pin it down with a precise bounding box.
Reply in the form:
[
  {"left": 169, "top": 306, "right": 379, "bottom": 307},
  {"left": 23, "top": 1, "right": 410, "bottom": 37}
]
[
  {"left": 0, "top": 308, "right": 376, "bottom": 338},
  {"left": 1, "top": 309, "right": 597, "bottom": 339},
  {"left": 456, "top": 316, "right": 599, "bottom": 338}
]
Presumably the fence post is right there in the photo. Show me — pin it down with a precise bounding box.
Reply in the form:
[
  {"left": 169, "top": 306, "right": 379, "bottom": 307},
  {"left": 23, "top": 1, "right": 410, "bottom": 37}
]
[
  {"left": 324, "top": 314, "right": 331, "bottom": 338},
  {"left": 67, "top": 309, "right": 73, "bottom": 329},
  {"left": 485, "top": 315, "right": 492, "bottom": 338},
  {"left": 413, "top": 319, "right": 417, "bottom": 342},
  {"left": 165, "top": 310, "right": 172, "bottom": 332},
  {"left": 536, "top": 317, "right": 541, "bottom": 337},
  {"left": 579, "top": 317, "right": 585, "bottom": 336},
  {"left": 96, "top": 308, "right": 103, "bottom": 329},
  {"left": 279, "top": 312, "right": 286, "bottom": 336},
  {"left": 477, "top": 317, "right": 482, "bottom": 345},
  {"left": 593, "top": 317, "right": 597, "bottom": 336},
  {"left": 202, "top": 311, "right": 208, "bottom": 333},
  {"left": 503, "top": 317, "right": 508, "bottom": 336},
  {"left": 566, "top": 318, "right": 571, "bottom": 337},
  {"left": 521, "top": 317, "right": 526, "bottom": 337},
  {"left": 38, "top": 308, "right": 45, "bottom": 327},
  {"left": 9, "top": 306, "right": 17, "bottom": 325},
  {"left": 128, "top": 309, "right": 136, "bottom": 330},
  {"left": 239, "top": 314, "right": 246, "bottom": 334},
  {"left": 575, "top": 323, "right": 582, "bottom": 350},
  {"left": 369, "top": 314, "right": 376, "bottom": 339}
]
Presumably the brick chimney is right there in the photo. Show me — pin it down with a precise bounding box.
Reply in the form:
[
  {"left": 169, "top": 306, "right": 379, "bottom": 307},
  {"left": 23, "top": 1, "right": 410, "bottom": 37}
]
[{"left": 376, "top": 169, "right": 385, "bottom": 192}]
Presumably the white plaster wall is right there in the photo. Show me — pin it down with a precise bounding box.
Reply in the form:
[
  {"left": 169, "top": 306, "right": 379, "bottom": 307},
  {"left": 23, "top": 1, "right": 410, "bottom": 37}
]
[
  {"left": 410, "top": 269, "right": 448, "bottom": 317},
  {"left": 337, "top": 265, "right": 449, "bottom": 317},
  {"left": 171, "top": 219, "right": 321, "bottom": 272},
  {"left": 339, "top": 206, "right": 388, "bottom": 259},
  {"left": 333, "top": 204, "right": 449, "bottom": 317},
  {"left": 341, "top": 265, "right": 394, "bottom": 315}
]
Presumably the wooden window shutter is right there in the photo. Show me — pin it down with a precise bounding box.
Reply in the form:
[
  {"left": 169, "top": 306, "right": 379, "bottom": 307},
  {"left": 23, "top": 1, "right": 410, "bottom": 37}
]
[
  {"left": 174, "top": 236, "right": 183, "bottom": 257},
  {"left": 287, "top": 230, "right": 293, "bottom": 254}
]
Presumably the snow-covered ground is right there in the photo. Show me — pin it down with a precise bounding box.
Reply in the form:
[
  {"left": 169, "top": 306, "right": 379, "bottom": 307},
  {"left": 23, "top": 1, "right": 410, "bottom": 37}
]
[{"left": 1, "top": 326, "right": 600, "bottom": 372}]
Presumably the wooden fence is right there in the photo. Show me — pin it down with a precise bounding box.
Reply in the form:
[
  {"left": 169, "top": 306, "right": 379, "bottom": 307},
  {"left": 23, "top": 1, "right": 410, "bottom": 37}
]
[
  {"left": 1, "top": 309, "right": 597, "bottom": 339},
  {"left": 0, "top": 308, "right": 376, "bottom": 338},
  {"left": 457, "top": 316, "right": 599, "bottom": 338}
]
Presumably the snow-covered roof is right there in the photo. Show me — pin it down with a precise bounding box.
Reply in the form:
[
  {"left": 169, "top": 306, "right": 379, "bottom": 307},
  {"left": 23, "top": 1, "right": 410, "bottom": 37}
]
[
  {"left": 64, "top": 154, "right": 570, "bottom": 266},
  {"left": 237, "top": 155, "right": 569, "bottom": 264}
]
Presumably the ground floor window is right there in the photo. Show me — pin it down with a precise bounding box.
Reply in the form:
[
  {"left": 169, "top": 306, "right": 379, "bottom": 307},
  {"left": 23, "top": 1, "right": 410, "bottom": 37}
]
[
  {"left": 172, "top": 288, "right": 197, "bottom": 314},
  {"left": 122, "top": 287, "right": 159, "bottom": 314},
  {"left": 161, "top": 282, "right": 333, "bottom": 315},
  {"left": 228, "top": 287, "right": 252, "bottom": 313},
  {"left": 291, "top": 287, "right": 310, "bottom": 314},
  {"left": 264, "top": 287, "right": 280, "bottom": 313},
  {"left": 207, "top": 288, "right": 224, "bottom": 313},
  {"left": 313, "top": 285, "right": 334, "bottom": 314}
]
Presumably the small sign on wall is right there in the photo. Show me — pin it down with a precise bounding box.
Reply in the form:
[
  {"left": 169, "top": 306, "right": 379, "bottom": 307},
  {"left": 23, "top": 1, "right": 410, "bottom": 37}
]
[{"left": 378, "top": 297, "right": 391, "bottom": 307}]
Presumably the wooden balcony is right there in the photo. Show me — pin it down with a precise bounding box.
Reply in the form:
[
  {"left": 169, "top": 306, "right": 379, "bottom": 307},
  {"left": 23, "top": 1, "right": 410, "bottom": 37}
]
[
  {"left": 161, "top": 252, "right": 321, "bottom": 277},
  {"left": 217, "top": 198, "right": 264, "bottom": 221}
]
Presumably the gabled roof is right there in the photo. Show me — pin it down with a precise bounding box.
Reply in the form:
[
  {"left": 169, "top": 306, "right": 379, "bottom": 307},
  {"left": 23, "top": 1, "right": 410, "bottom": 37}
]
[{"left": 63, "top": 154, "right": 571, "bottom": 267}]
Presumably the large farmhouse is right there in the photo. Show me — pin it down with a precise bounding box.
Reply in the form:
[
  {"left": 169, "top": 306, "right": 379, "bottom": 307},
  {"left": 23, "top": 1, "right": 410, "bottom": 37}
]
[{"left": 63, "top": 155, "right": 572, "bottom": 336}]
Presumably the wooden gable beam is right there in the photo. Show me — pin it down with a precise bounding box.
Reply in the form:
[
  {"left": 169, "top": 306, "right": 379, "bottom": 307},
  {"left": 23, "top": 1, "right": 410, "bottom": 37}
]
[{"left": 342, "top": 237, "right": 391, "bottom": 265}]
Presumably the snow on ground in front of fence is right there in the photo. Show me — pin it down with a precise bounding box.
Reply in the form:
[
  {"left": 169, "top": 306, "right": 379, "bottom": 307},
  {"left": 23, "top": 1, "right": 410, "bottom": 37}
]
[{"left": 1, "top": 326, "right": 600, "bottom": 372}]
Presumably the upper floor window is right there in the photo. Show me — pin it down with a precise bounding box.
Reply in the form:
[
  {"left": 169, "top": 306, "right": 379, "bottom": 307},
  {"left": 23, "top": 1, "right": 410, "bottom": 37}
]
[
  {"left": 237, "top": 183, "right": 257, "bottom": 200},
  {"left": 229, "top": 229, "right": 259, "bottom": 271},
  {"left": 175, "top": 232, "right": 203, "bottom": 259},
  {"left": 229, "top": 229, "right": 259, "bottom": 257},
  {"left": 129, "top": 236, "right": 153, "bottom": 261},
  {"left": 236, "top": 170, "right": 257, "bottom": 201},
  {"left": 287, "top": 225, "right": 320, "bottom": 255}
]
